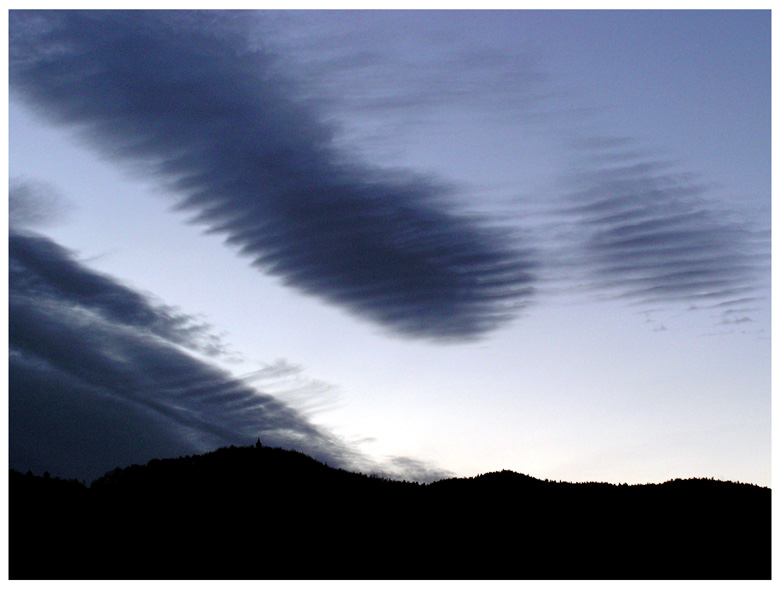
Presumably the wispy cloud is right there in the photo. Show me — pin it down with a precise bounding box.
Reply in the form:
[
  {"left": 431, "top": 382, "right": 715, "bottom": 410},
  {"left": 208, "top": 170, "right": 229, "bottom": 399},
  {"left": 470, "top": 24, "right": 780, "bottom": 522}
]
[
  {"left": 9, "top": 210, "right": 447, "bottom": 482},
  {"left": 9, "top": 230, "right": 327, "bottom": 476},
  {"left": 10, "top": 10, "right": 537, "bottom": 342},
  {"left": 9, "top": 177, "right": 72, "bottom": 229},
  {"left": 553, "top": 135, "right": 767, "bottom": 317},
  {"left": 267, "top": 11, "right": 549, "bottom": 136},
  {"left": 9, "top": 230, "right": 223, "bottom": 357}
]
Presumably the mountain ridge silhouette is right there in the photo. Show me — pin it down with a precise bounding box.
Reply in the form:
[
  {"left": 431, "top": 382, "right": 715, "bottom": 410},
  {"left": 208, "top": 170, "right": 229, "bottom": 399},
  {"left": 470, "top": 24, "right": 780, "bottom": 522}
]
[{"left": 9, "top": 441, "right": 771, "bottom": 580}]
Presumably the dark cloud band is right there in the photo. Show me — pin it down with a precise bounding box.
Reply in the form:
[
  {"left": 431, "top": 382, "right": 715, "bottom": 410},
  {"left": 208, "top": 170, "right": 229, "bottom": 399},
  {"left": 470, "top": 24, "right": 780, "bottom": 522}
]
[
  {"left": 10, "top": 10, "right": 536, "bottom": 341},
  {"left": 9, "top": 229, "right": 339, "bottom": 474},
  {"left": 9, "top": 226, "right": 452, "bottom": 482}
]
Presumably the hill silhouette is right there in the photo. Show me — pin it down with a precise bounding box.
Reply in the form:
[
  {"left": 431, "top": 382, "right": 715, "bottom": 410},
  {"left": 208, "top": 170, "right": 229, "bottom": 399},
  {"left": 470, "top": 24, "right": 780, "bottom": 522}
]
[{"left": 9, "top": 442, "right": 770, "bottom": 580}]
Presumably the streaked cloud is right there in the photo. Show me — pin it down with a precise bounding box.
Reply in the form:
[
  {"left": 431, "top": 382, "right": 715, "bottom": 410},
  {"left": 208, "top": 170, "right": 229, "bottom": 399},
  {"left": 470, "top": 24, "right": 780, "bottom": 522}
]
[
  {"left": 9, "top": 10, "right": 537, "bottom": 342},
  {"left": 9, "top": 177, "right": 72, "bottom": 229},
  {"left": 553, "top": 135, "right": 767, "bottom": 317},
  {"left": 268, "top": 11, "right": 549, "bottom": 133},
  {"left": 9, "top": 219, "right": 446, "bottom": 482}
]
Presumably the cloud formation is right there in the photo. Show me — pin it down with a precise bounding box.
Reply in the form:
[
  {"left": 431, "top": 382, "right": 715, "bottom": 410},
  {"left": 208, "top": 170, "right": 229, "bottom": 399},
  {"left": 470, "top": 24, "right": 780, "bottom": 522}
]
[
  {"left": 9, "top": 10, "right": 536, "bottom": 341},
  {"left": 555, "top": 136, "right": 767, "bottom": 314},
  {"left": 9, "top": 222, "right": 452, "bottom": 482},
  {"left": 267, "top": 11, "right": 549, "bottom": 138},
  {"left": 9, "top": 177, "right": 72, "bottom": 229}
]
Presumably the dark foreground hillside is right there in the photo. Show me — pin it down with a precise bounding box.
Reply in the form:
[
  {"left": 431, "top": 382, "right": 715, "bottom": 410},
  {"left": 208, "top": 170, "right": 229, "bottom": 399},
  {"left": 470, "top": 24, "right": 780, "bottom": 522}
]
[{"left": 9, "top": 443, "right": 771, "bottom": 580}]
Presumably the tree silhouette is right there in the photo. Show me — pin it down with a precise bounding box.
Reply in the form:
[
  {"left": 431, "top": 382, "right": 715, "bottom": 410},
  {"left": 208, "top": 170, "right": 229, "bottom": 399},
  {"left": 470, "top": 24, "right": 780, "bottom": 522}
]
[{"left": 8, "top": 443, "right": 771, "bottom": 580}]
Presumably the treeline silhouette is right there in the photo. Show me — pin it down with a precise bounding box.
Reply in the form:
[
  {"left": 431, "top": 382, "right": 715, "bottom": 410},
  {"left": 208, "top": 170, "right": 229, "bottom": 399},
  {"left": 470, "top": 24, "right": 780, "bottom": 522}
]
[{"left": 9, "top": 442, "right": 770, "bottom": 580}]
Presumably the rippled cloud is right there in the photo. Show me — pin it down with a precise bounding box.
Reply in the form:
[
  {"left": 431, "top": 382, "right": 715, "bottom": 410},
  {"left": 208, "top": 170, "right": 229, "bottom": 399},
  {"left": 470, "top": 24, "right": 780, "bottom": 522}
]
[
  {"left": 9, "top": 221, "right": 449, "bottom": 482},
  {"left": 554, "top": 136, "right": 767, "bottom": 317},
  {"left": 10, "top": 10, "right": 537, "bottom": 342}
]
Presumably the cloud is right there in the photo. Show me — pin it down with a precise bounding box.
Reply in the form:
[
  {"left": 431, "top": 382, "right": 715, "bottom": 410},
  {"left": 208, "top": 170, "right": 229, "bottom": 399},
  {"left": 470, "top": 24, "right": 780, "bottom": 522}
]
[
  {"left": 553, "top": 136, "right": 767, "bottom": 313},
  {"left": 9, "top": 177, "right": 72, "bottom": 229},
  {"left": 8, "top": 226, "right": 445, "bottom": 482},
  {"left": 375, "top": 456, "right": 454, "bottom": 484},
  {"left": 267, "top": 11, "right": 549, "bottom": 131},
  {"left": 241, "top": 358, "right": 341, "bottom": 418},
  {"left": 9, "top": 10, "right": 536, "bottom": 342},
  {"left": 9, "top": 228, "right": 222, "bottom": 358}
]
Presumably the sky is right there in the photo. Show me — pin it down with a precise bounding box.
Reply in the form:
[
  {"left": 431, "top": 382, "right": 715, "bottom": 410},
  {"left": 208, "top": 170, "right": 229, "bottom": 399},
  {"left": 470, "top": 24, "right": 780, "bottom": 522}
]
[{"left": 7, "top": 9, "right": 771, "bottom": 487}]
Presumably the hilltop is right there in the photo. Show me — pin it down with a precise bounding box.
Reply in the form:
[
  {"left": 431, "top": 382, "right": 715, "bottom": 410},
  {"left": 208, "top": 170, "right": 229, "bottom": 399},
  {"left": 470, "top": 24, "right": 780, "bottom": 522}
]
[{"left": 9, "top": 442, "right": 771, "bottom": 580}]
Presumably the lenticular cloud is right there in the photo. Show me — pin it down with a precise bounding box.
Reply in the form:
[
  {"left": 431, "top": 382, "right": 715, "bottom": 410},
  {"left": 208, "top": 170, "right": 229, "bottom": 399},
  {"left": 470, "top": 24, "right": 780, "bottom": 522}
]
[{"left": 9, "top": 10, "right": 536, "bottom": 341}]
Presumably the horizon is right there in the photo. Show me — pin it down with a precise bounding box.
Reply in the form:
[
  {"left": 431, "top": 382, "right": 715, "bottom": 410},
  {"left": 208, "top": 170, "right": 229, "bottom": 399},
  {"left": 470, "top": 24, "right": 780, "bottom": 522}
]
[
  {"left": 8, "top": 9, "right": 771, "bottom": 488},
  {"left": 11, "top": 440, "right": 772, "bottom": 489}
]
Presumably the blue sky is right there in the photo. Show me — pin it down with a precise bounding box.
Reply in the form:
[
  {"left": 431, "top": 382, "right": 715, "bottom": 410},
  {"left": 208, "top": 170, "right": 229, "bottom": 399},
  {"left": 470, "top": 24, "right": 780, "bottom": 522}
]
[{"left": 7, "top": 10, "right": 771, "bottom": 486}]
